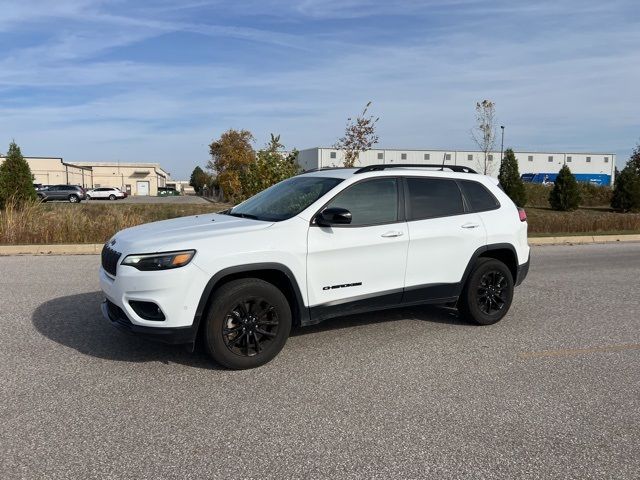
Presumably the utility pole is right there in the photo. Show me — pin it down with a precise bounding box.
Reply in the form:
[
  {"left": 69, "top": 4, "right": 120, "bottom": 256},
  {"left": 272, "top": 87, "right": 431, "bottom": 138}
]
[{"left": 500, "top": 125, "right": 505, "bottom": 163}]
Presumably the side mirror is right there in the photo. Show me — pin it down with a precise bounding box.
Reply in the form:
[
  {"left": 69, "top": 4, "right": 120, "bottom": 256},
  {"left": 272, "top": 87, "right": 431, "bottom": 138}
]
[{"left": 316, "top": 207, "right": 352, "bottom": 226}]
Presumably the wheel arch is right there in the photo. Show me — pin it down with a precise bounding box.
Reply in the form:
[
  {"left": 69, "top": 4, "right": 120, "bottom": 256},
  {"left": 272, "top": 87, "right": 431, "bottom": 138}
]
[
  {"left": 461, "top": 243, "right": 519, "bottom": 285},
  {"left": 193, "top": 263, "right": 308, "bottom": 340}
]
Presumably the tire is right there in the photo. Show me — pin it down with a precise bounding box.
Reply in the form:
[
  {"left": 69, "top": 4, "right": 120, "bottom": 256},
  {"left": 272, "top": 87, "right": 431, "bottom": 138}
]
[
  {"left": 68, "top": 194, "right": 79, "bottom": 203},
  {"left": 204, "top": 278, "right": 291, "bottom": 369},
  {"left": 86, "top": 195, "right": 92, "bottom": 200},
  {"left": 458, "top": 257, "right": 514, "bottom": 326},
  {"left": 109, "top": 194, "right": 116, "bottom": 201}
]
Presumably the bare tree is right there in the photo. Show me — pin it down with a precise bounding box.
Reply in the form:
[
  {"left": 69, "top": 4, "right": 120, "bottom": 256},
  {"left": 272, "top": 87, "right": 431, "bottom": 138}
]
[
  {"left": 471, "top": 100, "right": 497, "bottom": 175},
  {"left": 334, "top": 101, "right": 379, "bottom": 168}
]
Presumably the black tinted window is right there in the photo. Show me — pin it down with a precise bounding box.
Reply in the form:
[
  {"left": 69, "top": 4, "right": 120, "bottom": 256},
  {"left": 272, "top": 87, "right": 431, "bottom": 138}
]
[
  {"left": 459, "top": 180, "right": 500, "bottom": 212},
  {"left": 406, "top": 178, "right": 464, "bottom": 220},
  {"left": 327, "top": 178, "right": 398, "bottom": 226}
]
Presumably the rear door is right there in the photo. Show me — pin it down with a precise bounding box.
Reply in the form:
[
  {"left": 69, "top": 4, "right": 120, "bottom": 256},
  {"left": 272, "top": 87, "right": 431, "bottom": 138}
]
[
  {"left": 306, "top": 177, "right": 409, "bottom": 318},
  {"left": 403, "top": 177, "right": 486, "bottom": 302}
]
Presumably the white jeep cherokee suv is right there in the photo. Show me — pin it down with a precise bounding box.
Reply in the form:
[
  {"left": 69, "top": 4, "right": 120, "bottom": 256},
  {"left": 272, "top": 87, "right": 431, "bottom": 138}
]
[{"left": 100, "top": 164, "right": 530, "bottom": 369}]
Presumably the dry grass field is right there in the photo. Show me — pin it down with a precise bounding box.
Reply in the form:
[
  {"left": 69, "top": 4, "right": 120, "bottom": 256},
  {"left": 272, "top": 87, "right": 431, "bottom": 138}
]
[{"left": 1, "top": 200, "right": 639, "bottom": 245}]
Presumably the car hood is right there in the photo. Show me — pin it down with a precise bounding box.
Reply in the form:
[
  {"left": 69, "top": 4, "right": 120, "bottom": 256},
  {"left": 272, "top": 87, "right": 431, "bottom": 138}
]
[{"left": 110, "top": 213, "right": 273, "bottom": 253}]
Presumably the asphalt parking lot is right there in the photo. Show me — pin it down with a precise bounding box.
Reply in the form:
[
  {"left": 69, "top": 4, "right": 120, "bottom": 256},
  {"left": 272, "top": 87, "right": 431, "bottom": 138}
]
[{"left": 1, "top": 243, "right": 639, "bottom": 479}]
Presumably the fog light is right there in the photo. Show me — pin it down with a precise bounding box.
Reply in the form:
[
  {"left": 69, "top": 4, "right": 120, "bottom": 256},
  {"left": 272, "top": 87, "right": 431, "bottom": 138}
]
[{"left": 129, "top": 300, "right": 165, "bottom": 321}]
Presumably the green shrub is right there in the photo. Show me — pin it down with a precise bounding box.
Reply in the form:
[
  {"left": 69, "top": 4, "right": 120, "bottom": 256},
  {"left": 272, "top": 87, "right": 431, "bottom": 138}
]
[
  {"left": 611, "top": 167, "right": 640, "bottom": 212},
  {"left": 498, "top": 148, "right": 527, "bottom": 207},
  {"left": 549, "top": 164, "right": 581, "bottom": 211},
  {"left": 576, "top": 182, "right": 613, "bottom": 207},
  {"left": 0, "top": 141, "right": 36, "bottom": 209},
  {"left": 611, "top": 145, "right": 640, "bottom": 212}
]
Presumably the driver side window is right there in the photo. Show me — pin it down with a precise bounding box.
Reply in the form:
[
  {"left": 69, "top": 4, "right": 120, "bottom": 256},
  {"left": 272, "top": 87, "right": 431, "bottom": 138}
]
[{"left": 326, "top": 178, "right": 398, "bottom": 226}]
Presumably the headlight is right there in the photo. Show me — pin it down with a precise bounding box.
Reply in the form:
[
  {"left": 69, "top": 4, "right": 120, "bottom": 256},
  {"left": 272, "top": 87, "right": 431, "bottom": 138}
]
[{"left": 121, "top": 250, "right": 196, "bottom": 271}]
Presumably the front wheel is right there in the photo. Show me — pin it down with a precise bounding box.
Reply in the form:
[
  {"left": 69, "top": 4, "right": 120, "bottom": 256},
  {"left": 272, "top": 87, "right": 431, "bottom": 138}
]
[
  {"left": 204, "top": 279, "right": 291, "bottom": 369},
  {"left": 458, "top": 258, "right": 514, "bottom": 325}
]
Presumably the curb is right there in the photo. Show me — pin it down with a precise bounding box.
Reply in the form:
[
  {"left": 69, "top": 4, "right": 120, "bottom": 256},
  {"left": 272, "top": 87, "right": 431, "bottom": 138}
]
[
  {"left": 0, "top": 244, "right": 103, "bottom": 255},
  {"left": 1, "top": 234, "right": 640, "bottom": 256},
  {"left": 529, "top": 234, "right": 640, "bottom": 245}
]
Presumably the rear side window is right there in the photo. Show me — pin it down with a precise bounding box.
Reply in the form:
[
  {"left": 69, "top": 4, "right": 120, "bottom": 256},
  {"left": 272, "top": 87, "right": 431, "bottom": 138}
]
[
  {"left": 405, "top": 178, "right": 464, "bottom": 220},
  {"left": 459, "top": 180, "right": 500, "bottom": 212},
  {"left": 326, "top": 178, "right": 398, "bottom": 226}
]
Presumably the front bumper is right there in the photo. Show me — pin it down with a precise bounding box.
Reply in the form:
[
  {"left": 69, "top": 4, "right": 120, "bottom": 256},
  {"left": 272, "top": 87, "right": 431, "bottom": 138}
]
[
  {"left": 102, "top": 299, "right": 198, "bottom": 345},
  {"left": 99, "top": 259, "right": 210, "bottom": 330}
]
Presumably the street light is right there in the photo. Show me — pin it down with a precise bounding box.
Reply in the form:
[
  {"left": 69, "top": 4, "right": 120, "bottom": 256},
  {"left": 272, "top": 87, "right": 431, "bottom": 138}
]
[{"left": 500, "top": 125, "right": 505, "bottom": 163}]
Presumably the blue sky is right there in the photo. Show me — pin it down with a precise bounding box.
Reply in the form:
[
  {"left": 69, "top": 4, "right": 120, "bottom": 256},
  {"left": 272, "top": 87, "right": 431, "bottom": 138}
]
[{"left": 1, "top": 0, "right": 638, "bottom": 179}]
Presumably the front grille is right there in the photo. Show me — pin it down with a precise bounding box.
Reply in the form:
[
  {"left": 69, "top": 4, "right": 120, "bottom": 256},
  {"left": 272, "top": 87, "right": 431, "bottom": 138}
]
[{"left": 101, "top": 244, "right": 122, "bottom": 276}]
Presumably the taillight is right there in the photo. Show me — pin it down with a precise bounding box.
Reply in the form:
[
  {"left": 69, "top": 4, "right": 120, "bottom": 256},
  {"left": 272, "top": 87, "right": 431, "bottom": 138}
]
[{"left": 518, "top": 207, "right": 527, "bottom": 222}]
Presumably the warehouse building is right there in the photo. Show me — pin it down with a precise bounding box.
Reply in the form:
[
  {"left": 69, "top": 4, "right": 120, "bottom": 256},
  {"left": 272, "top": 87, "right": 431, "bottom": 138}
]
[
  {"left": 0, "top": 156, "right": 171, "bottom": 196},
  {"left": 297, "top": 148, "right": 616, "bottom": 186},
  {"left": 69, "top": 162, "right": 169, "bottom": 196}
]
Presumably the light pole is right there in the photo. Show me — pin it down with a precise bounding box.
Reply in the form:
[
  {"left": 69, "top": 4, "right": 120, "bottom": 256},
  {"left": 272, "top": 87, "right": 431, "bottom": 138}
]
[{"left": 500, "top": 125, "right": 505, "bottom": 163}]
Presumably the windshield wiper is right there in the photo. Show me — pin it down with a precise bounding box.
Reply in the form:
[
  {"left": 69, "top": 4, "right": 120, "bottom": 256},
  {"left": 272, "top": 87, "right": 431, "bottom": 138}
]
[{"left": 226, "top": 212, "right": 261, "bottom": 220}]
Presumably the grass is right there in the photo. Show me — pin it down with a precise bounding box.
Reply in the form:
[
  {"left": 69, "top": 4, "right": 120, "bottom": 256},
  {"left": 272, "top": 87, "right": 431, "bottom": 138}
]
[
  {"left": 2, "top": 200, "right": 640, "bottom": 245},
  {"left": 0, "top": 201, "right": 230, "bottom": 245},
  {"left": 527, "top": 207, "right": 640, "bottom": 236}
]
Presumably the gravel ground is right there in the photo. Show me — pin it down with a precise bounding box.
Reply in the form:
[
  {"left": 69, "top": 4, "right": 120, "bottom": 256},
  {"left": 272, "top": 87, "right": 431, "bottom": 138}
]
[{"left": 0, "top": 243, "right": 639, "bottom": 479}]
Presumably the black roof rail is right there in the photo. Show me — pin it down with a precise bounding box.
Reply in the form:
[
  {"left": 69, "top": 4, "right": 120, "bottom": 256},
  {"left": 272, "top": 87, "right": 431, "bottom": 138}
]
[
  {"left": 354, "top": 164, "right": 478, "bottom": 174},
  {"left": 300, "top": 166, "right": 351, "bottom": 174}
]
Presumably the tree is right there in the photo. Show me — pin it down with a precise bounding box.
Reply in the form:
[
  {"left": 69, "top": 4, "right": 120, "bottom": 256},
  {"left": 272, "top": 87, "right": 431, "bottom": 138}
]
[
  {"left": 241, "top": 134, "right": 300, "bottom": 198},
  {"left": 0, "top": 141, "right": 36, "bottom": 209},
  {"left": 334, "top": 101, "right": 379, "bottom": 167},
  {"left": 207, "top": 129, "right": 255, "bottom": 202},
  {"left": 498, "top": 148, "right": 527, "bottom": 207},
  {"left": 189, "top": 166, "right": 208, "bottom": 194},
  {"left": 549, "top": 164, "right": 581, "bottom": 211},
  {"left": 611, "top": 143, "right": 640, "bottom": 212},
  {"left": 471, "top": 100, "right": 497, "bottom": 175}
]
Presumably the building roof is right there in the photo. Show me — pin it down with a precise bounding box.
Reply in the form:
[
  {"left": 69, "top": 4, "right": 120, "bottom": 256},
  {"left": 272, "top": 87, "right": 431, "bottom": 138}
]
[{"left": 303, "top": 147, "right": 615, "bottom": 156}]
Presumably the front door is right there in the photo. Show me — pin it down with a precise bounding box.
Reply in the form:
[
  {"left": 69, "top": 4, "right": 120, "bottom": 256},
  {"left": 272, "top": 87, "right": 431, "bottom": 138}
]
[
  {"left": 306, "top": 177, "right": 409, "bottom": 320},
  {"left": 136, "top": 181, "right": 150, "bottom": 196}
]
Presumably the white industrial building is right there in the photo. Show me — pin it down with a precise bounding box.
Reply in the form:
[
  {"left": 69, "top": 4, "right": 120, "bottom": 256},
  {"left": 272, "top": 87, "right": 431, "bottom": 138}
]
[{"left": 297, "top": 148, "right": 616, "bottom": 186}]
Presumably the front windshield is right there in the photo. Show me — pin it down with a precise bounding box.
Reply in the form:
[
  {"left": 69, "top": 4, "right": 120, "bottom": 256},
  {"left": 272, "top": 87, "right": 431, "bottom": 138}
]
[{"left": 229, "top": 176, "right": 343, "bottom": 222}]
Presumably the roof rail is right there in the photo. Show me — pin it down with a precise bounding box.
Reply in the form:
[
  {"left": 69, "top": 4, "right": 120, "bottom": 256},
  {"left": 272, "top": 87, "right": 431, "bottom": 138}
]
[
  {"left": 300, "top": 166, "right": 350, "bottom": 174},
  {"left": 354, "top": 164, "right": 478, "bottom": 174}
]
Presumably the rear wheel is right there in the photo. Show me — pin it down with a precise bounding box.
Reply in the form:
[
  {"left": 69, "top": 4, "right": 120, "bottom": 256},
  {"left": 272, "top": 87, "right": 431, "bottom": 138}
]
[
  {"left": 68, "top": 194, "right": 79, "bottom": 203},
  {"left": 108, "top": 194, "right": 116, "bottom": 200},
  {"left": 204, "top": 278, "right": 291, "bottom": 369},
  {"left": 458, "top": 258, "right": 513, "bottom": 325}
]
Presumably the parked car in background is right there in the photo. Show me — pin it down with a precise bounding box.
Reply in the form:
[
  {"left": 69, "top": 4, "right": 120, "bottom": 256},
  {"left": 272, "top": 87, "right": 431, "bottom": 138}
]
[
  {"left": 37, "top": 185, "right": 86, "bottom": 203},
  {"left": 157, "top": 187, "right": 180, "bottom": 196},
  {"left": 33, "top": 183, "right": 45, "bottom": 191},
  {"left": 87, "top": 187, "right": 126, "bottom": 201}
]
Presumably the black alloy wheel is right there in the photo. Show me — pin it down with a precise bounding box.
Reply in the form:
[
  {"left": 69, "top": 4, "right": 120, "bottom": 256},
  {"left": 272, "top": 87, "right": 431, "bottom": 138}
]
[
  {"left": 458, "top": 257, "right": 514, "bottom": 325},
  {"left": 477, "top": 270, "right": 509, "bottom": 315},
  {"left": 222, "top": 298, "right": 279, "bottom": 357},
  {"left": 205, "top": 278, "right": 291, "bottom": 369}
]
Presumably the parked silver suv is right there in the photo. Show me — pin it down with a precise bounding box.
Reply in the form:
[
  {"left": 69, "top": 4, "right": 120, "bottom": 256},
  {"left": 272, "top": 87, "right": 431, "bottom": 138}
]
[{"left": 37, "top": 185, "right": 87, "bottom": 203}]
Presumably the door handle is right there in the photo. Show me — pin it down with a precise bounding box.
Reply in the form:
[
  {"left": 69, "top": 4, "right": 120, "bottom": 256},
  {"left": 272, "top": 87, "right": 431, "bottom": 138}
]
[
  {"left": 381, "top": 231, "right": 404, "bottom": 238},
  {"left": 461, "top": 223, "right": 480, "bottom": 229}
]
